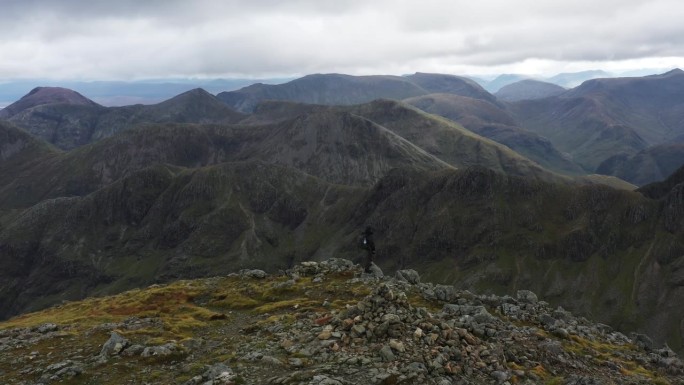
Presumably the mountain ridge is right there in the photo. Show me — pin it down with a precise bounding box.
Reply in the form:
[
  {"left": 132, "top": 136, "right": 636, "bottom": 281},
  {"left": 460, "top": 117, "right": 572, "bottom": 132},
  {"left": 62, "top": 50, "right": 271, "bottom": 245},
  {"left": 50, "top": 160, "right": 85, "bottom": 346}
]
[
  {"left": 403, "top": 93, "right": 584, "bottom": 175},
  {"left": 216, "top": 72, "right": 500, "bottom": 113},
  {"left": 2, "top": 87, "right": 245, "bottom": 150},
  {"left": 505, "top": 69, "right": 684, "bottom": 172}
]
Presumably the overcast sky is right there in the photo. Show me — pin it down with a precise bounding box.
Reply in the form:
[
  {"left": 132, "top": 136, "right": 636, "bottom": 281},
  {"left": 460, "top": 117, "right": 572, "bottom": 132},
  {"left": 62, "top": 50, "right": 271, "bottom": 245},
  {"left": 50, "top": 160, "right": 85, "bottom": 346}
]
[{"left": 1, "top": 0, "right": 683, "bottom": 80}]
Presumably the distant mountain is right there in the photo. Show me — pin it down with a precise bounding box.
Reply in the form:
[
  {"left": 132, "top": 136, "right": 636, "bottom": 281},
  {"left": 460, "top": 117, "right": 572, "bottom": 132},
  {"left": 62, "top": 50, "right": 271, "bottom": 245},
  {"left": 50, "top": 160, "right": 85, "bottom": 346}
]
[
  {"left": 0, "top": 87, "right": 100, "bottom": 119},
  {"left": 597, "top": 143, "right": 684, "bottom": 186},
  {"left": 0, "top": 78, "right": 292, "bottom": 107},
  {"left": 481, "top": 74, "right": 531, "bottom": 92},
  {"left": 2, "top": 87, "right": 245, "bottom": 150},
  {"left": 240, "top": 110, "right": 453, "bottom": 186},
  {"left": 0, "top": 105, "right": 467, "bottom": 212},
  {"left": 403, "top": 93, "right": 584, "bottom": 175},
  {"left": 475, "top": 70, "right": 615, "bottom": 92},
  {"left": 245, "top": 99, "right": 564, "bottom": 181},
  {"left": 495, "top": 79, "right": 566, "bottom": 101},
  {"left": 217, "top": 73, "right": 426, "bottom": 113},
  {"left": 216, "top": 72, "right": 499, "bottom": 113},
  {"left": 508, "top": 69, "right": 684, "bottom": 171},
  {"left": 547, "top": 70, "right": 612, "bottom": 88},
  {"left": 404, "top": 72, "right": 499, "bottom": 105}
]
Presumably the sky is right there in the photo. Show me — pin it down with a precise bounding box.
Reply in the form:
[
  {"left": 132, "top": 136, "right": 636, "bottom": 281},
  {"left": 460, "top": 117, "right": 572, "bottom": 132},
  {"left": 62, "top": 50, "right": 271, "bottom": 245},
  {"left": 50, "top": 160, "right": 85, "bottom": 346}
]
[{"left": 1, "top": 0, "right": 683, "bottom": 80}]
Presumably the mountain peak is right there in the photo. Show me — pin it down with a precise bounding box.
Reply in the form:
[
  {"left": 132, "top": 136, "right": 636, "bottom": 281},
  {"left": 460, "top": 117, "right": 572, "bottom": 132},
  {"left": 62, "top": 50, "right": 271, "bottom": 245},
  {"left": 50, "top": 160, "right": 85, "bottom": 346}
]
[
  {"left": 495, "top": 79, "right": 566, "bottom": 101},
  {"left": 162, "top": 87, "right": 216, "bottom": 102},
  {"left": 22, "top": 86, "right": 97, "bottom": 106},
  {"left": 662, "top": 68, "right": 684, "bottom": 76},
  {"left": 0, "top": 86, "right": 99, "bottom": 119}
]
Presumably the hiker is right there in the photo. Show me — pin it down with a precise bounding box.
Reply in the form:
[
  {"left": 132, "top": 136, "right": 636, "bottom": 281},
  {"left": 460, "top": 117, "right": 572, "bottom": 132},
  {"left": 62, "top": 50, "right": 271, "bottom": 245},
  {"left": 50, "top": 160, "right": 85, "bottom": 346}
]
[{"left": 361, "top": 226, "right": 376, "bottom": 272}]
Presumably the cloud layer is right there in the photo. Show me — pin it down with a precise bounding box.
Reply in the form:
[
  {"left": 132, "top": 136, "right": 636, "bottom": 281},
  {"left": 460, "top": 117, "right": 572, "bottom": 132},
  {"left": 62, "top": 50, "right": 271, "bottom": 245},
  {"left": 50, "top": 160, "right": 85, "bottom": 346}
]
[{"left": 1, "top": 0, "right": 683, "bottom": 79}]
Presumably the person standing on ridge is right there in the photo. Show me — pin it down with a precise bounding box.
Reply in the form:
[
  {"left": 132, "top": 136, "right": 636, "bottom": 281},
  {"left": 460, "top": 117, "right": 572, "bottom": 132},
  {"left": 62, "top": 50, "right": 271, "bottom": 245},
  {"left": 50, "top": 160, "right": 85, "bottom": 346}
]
[{"left": 361, "top": 226, "right": 376, "bottom": 273}]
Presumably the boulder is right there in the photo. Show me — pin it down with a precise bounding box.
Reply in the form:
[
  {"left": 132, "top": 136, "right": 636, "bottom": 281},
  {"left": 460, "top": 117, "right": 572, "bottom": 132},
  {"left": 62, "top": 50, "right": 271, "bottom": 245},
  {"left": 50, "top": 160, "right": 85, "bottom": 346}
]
[
  {"left": 241, "top": 269, "right": 267, "bottom": 279},
  {"left": 395, "top": 269, "right": 421, "bottom": 284},
  {"left": 99, "top": 332, "right": 129, "bottom": 357},
  {"left": 516, "top": 290, "right": 538, "bottom": 304}
]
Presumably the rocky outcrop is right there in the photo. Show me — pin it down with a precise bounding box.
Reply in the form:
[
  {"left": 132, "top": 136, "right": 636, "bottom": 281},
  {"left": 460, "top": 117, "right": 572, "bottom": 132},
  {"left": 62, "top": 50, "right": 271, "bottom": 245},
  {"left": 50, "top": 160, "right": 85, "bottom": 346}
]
[{"left": 0, "top": 259, "right": 682, "bottom": 384}]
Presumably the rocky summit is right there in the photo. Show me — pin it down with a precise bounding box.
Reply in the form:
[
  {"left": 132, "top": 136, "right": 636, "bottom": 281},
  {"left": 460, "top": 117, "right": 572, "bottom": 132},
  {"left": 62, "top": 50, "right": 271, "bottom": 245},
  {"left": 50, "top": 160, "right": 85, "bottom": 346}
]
[{"left": 0, "top": 259, "right": 682, "bottom": 385}]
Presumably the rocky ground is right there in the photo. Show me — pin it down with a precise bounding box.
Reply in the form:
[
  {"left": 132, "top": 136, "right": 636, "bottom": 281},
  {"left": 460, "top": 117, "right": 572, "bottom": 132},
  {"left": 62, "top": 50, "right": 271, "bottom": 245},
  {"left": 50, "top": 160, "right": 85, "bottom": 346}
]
[{"left": 1, "top": 258, "right": 683, "bottom": 384}]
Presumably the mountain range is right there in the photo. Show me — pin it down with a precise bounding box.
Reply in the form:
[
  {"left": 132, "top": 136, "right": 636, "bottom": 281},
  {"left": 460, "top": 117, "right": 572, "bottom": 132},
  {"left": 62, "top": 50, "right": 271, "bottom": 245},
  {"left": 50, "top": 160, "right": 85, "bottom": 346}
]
[
  {"left": 508, "top": 69, "right": 684, "bottom": 179},
  {"left": 477, "top": 70, "right": 612, "bottom": 92},
  {"left": 3, "top": 69, "right": 684, "bottom": 360}
]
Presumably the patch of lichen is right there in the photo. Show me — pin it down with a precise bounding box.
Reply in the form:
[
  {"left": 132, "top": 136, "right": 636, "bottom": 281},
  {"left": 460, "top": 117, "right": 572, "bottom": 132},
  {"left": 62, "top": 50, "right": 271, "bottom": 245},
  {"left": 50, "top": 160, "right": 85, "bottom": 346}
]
[
  {"left": 205, "top": 272, "right": 370, "bottom": 318},
  {"left": 564, "top": 334, "right": 665, "bottom": 381},
  {"left": 0, "top": 279, "right": 229, "bottom": 347},
  {"left": 406, "top": 293, "right": 443, "bottom": 313},
  {"left": 0, "top": 269, "right": 374, "bottom": 385}
]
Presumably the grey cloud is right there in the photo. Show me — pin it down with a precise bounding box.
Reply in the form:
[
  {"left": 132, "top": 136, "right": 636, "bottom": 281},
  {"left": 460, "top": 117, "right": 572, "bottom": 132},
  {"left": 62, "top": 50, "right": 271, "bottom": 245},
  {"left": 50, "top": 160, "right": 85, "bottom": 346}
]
[{"left": 0, "top": 0, "right": 683, "bottom": 79}]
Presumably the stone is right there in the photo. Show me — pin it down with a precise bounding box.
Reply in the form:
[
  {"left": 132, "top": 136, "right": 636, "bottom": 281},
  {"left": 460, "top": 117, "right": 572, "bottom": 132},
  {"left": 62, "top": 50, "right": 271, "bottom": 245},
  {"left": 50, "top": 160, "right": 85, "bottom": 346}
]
[
  {"left": 141, "top": 343, "right": 175, "bottom": 357},
  {"left": 309, "top": 375, "right": 344, "bottom": 385},
  {"left": 552, "top": 328, "right": 569, "bottom": 339},
  {"left": 539, "top": 314, "right": 557, "bottom": 328},
  {"left": 633, "top": 333, "right": 654, "bottom": 351},
  {"left": 501, "top": 303, "right": 521, "bottom": 317},
  {"left": 516, "top": 290, "right": 538, "bottom": 304},
  {"left": 243, "top": 269, "right": 267, "bottom": 279},
  {"left": 318, "top": 327, "right": 333, "bottom": 340},
  {"left": 379, "top": 345, "right": 395, "bottom": 361},
  {"left": 433, "top": 285, "right": 458, "bottom": 302},
  {"left": 121, "top": 344, "right": 145, "bottom": 356},
  {"left": 406, "top": 361, "right": 427, "bottom": 373},
  {"left": 351, "top": 324, "right": 366, "bottom": 338},
  {"left": 35, "top": 323, "right": 58, "bottom": 334},
  {"left": 389, "top": 339, "right": 405, "bottom": 352},
  {"left": 381, "top": 313, "right": 401, "bottom": 323},
  {"left": 491, "top": 370, "right": 510, "bottom": 382},
  {"left": 203, "top": 363, "right": 235, "bottom": 384},
  {"left": 99, "top": 332, "right": 129, "bottom": 357},
  {"left": 289, "top": 357, "right": 304, "bottom": 367},
  {"left": 368, "top": 263, "right": 384, "bottom": 278},
  {"left": 395, "top": 269, "right": 421, "bottom": 284},
  {"left": 375, "top": 321, "right": 390, "bottom": 337}
]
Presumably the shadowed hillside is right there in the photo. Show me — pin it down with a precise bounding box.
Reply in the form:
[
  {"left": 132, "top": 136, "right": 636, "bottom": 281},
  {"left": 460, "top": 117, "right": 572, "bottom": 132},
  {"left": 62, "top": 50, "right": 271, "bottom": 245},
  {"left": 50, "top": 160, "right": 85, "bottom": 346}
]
[
  {"left": 403, "top": 93, "right": 584, "bottom": 175},
  {"left": 597, "top": 143, "right": 684, "bottom": 186},
  {"left": 509, "top": 69, "right": 684, "bottom": 172},
  {"left": 405, "top": 72, "right": 499, "bottom": 105},
  {"left": 4, "top": 150, "right": 684, "bottom": 353},
  {"left": 495, "top": 79, "right": 566, "bottom": 101},
  {"left": 245, "top": 99, "right": 567, "bottom": 181}
]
